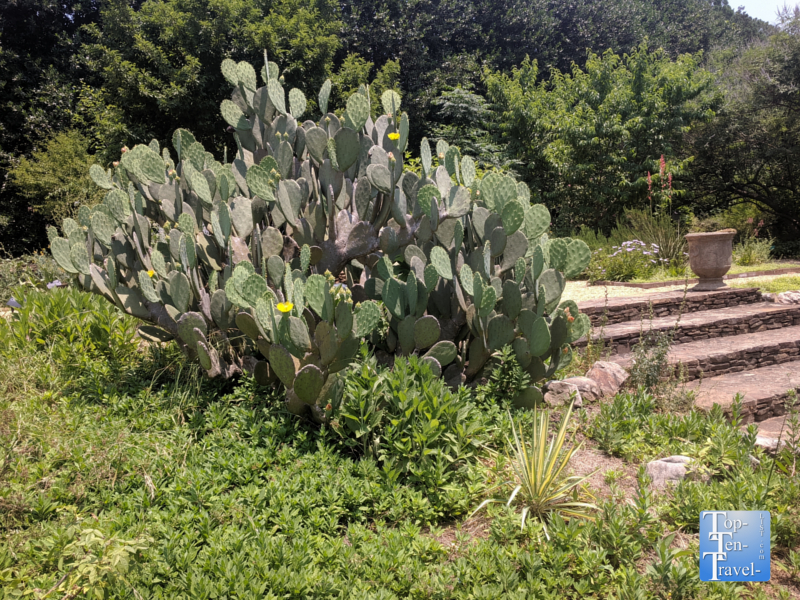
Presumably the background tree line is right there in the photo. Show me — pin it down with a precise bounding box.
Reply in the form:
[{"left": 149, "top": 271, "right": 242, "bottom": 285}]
[{"left": 1, "top": 0, "right": 796, "bottom": 254}]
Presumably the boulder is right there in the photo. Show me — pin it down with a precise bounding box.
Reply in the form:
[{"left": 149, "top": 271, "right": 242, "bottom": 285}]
[
  {"left": 645, "top": 455, "right": 701, "bottom": 488},
  {"left": 561, "top": 376, "right": 602, "bottom": 402},
  {"left": 586, "top": 361, "right": 629, "bottom": 397},
  {"left": 542, "top": 380, "right": 582, "bottom": 408},
  {"left": 775, "top": 291, "right": 800, "bottom": 305}
]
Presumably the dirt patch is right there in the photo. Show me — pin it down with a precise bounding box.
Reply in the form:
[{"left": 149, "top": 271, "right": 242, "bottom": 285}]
[{"left": 569, "top": 436, "right": 640, "bottom": 500}]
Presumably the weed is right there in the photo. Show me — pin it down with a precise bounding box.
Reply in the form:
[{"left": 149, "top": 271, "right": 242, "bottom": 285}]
[{"left": 474, "top": 346, "right": 531, "bottom": 407}]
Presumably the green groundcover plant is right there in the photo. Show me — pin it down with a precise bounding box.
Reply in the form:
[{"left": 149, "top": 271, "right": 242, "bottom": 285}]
[{"left": 47, "top": 53, "right": 591, "bottom": 420}]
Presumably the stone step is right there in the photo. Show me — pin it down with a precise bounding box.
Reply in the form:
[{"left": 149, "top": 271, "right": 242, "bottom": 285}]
[
  {"left": 575, "top": 303, "right": 800, "bottom": 354},
  {"left": 749, "top": 416, "right": 792, "bottom": 454},
  {"left": 610, "top": 324, "right": 800, "bottom": 383},
  {"left": 689, "top": 361, "right": 800, "bottom": 423},
  {"left": 578, "top": 287, "right": 762, "bottom": 327}
]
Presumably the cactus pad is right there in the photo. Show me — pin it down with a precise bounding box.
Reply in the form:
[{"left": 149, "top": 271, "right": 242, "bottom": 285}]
[
  {"left": 413, "top": 315, "right": 440, "bottom": 350},
  {"left": 501, "top": 200, "right": 524, "bottom": 235},
  {"left": 318, "top": 79, "right": 332, "bottom": 115},
  {"left": 294, "top": 364, "right": 325, "bottom": 404},
  {"left": 524, "top": 204, "right": 551, "bottom": 240},
  {"left": 564, "top": 240, "right": 591, "bottom": 279},
  {"left": 288, "top": 88, "right": 307, "bottom": 119},
  {"left": 398, "top": 315, "right": 416, "bottom": 355},
  {"left": 241, "top": 274, "right": 268, "bottom": 307},
  {"left": 422, "top": 356, "right": 442, "bottom": 377},
  {"left": 346, "top": 93, "right": 370, "bottom": 131},
  {"left": 430, "top": 246, "right": 452, "bottom": 280},
  {"left": 420, "top": 138, "right": 432, "bottom": 176},
  {"left": 354, "top": 300, "right": 381, "bottom": 337},
  {"left": 487, "top": 314, "right": 515, "bottom": 350},
  {"left": 269, "top": 344, "right": 296, "bottom": 387},
  {"left": 69, "top": 244, "right": 90, "bottom": 275},
  {"left": 366, "top": 164, "right": 392, "bottom": 194},
  {"left": 221, "top": 99, "right": 251, "bottom": 130},
  {"left": 288, "top": 316, "right": 312, "bottom": 352},
  {"left": 381, "top": 90, "right": 401, "bottom": 116},
  {"left": 423, "top": 341, "right": 457, "bottom": 367},
  {"left": 267, "top": 79, "right": 286, "bottom": 115},
  {"left": 177, "top": 312, "right": 207, "bottom": 348}
]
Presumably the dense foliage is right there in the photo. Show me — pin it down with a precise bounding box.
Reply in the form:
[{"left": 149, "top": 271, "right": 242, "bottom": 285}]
[
  {"left": 0, "top": 0, "right": 779, "bottom": 254},
  {"left": 687, "top": 8, "right": 800, "bottom": 253},
  {"left": 486, "top": 45, "right": 718, "bottom": 233},
  {"left": 0, "top": 284, "right": 798, "bottom": 598}
]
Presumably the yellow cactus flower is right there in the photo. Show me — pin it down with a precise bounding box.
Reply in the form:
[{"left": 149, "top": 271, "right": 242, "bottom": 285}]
[
  {"left": 277, "top": 302, "right": 294, "bottom": 313},
  {"left": 147, "top": 270, "right": 155, "bottom": 278},
  {"left": 388, "top": 132, "right": 400, "bottom": 141}
]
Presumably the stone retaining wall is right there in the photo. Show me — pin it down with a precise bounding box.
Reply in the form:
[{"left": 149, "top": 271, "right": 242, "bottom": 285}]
[
  {"left": 576, "top": 306, "right": 800, "bottom": 354},
  {"left": 677, "top": 343, "right": 800, "bottom": 382},
  {"left": 579, "top": 288, "right": 762, "bottom": 327}
]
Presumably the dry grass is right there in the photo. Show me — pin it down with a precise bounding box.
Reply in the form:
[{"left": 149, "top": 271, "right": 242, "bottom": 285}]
[
  {"left": 565, "top": 270, "right": 800, "bottom": 305},
  {"left": 562, "top": 281, "right": 691, "bottom": 304}
]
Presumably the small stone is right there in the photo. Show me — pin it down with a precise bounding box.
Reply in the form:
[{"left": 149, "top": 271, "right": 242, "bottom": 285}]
[
  {"left": 542, "top": 380, "right": 582, "bottom": 408},
  {"left": 561, "top": 376, "right": 602, "bottom": 402},
  {"left": 645, "top": 455, "right": 699, "bottom": 488},
  {"left": 585, "top": 361, "right": 629, "bottom": 397}
]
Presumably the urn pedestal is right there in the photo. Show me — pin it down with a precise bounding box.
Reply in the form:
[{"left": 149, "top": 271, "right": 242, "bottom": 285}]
[{"left": 685, "top": 230, "right": 737, "bottom": 291}]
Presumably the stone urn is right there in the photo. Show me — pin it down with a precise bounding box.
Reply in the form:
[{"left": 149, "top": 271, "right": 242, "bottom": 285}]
[{"left": 684, "top": 229, "right": 736, "bottom": 291}]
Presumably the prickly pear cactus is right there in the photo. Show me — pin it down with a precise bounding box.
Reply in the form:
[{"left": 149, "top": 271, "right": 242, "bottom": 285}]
[{"left": 49, "top": 53, "right": 591, "bottom": 417}]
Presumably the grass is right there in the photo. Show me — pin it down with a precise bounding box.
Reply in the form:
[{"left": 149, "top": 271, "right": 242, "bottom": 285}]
[
  {"left": 1, "top": 285, "right": 799, "bottom": 599},
  {"left": 629, "top": 261, "right": 800, "bottom": 284},
  {"left": 728, "top": 275, "right": 800, "bottom": 294}
]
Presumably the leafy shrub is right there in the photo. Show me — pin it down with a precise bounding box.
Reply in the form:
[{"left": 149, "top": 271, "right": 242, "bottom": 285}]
[
  {"left": 734, "top": 236, "right": 773, "bottom": 266},
  {"left": 330, "top": 355, "right": 487, "bottom": 489},
  {"left": 474, "top": 346, "right": 532, "bottom": 408},
  {"left": 585, "top": 240, "right": 665, "bottom": 282},
  {"left": 9, "top": 130, "right": 105, "bottom": 224},
  {"left": 588, "top": 389, "right": 759, "bottom": 475},
  {"left": 0, "top": 287, "right": 138, "bottom": 365},
  {"left": 628, "top": 329, "right": 673, "bottom": 392}
]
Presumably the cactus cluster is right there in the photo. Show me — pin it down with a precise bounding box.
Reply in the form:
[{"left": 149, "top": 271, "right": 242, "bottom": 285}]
[{"left": 49, "top": 53, "right": 591, "bottom": 418}]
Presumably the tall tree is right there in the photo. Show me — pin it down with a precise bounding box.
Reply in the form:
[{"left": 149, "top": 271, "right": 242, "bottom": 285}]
[
  {"left": 487, "top": 44, "right": 720, "bottom": 233},
  {"left": 80, "top": 0, "right": 342, "bottom": 156},
  {"left": 0, "top": 0, "right": 101, "bottom": 252},
  {"left": 687, "top": 7, "right": 800, "bottom": 246}
]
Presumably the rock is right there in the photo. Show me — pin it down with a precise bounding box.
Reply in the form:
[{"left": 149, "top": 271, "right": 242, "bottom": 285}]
[
  {"left": 585, "top": 361, "right": 629, "bottom": 397},
  {"left": 645, "top": 455, "right": 698, "bottom": 488},
  {"left": 561, "top": 376, "right": 602, "bottom": 402},
  {"left": 753, "top": 435, "right": 783, "bottom": 454},
  {"left": 542, "top": 380, "right": 582, "bottom": 408},
  {"left": 775, "top": 291, "right": 800, "bottom": 305}
]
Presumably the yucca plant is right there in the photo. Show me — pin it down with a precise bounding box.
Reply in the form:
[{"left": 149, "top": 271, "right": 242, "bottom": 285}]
[{"left": 473, "top": 402, "right": 596, "bottom": 532}]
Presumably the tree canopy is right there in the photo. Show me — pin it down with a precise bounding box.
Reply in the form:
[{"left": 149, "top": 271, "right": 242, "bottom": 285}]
[
  {"left": 487, "top": 45, "right": 719, "bottom": 233},
  {"left": 0, "top": 0, "right": 782, "bottom": 253}
]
